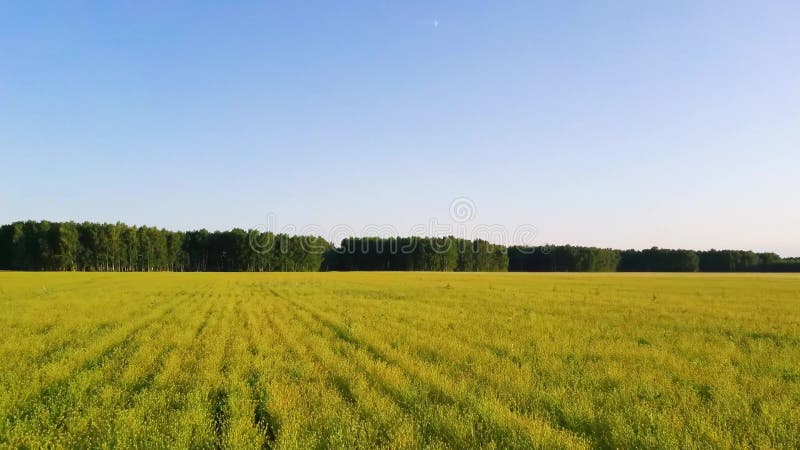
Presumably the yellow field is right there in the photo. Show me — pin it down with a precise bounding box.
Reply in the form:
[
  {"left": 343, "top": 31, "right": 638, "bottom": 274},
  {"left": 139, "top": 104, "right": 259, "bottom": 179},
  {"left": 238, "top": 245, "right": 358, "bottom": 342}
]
[{"left": 0, "top": 272, "right": 798, "bottom": 449}]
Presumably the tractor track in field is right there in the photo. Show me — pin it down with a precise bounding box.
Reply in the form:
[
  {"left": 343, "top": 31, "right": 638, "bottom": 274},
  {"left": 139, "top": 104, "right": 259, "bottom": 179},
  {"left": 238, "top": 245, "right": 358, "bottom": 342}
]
[
  {"left": 282, "top": 297, "right": 469, "bottom": 446},
  {"left": 2, "top": 273, "right": 799, "bottom": 449},
  {"left": 306, "top": 299, "right": 608, "bottom": 446},
  {"left": 3, "top": 296, "right": 192, "bottom": 425},
  {"left": 287, "top": 297, "right": 589, "bottom": 448},
  {"left": 242, "top": 301, "right": 286, "bottom": 449},
  {"left": 119, "top": 297, "right": 210, "bottom": 409},
  {"left": 273, "top": 301, "right": 398, "bottom": 446}
]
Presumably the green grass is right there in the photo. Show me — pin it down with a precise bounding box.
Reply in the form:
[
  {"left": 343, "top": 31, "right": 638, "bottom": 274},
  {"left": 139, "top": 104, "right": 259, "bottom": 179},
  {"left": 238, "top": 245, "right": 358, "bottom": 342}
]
[{"left": 0, "top": 272, "right": 798, "bottom": 449}]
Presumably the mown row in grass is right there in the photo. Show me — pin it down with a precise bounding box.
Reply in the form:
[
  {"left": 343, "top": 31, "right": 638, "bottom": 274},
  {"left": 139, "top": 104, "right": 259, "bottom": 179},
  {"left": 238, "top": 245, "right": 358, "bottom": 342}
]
[
  {"left": 0, "top": 272, "right": 798, "bottom": 448},
  {"left": 2, "top": 220, "right": 799, "bottom": 272}
]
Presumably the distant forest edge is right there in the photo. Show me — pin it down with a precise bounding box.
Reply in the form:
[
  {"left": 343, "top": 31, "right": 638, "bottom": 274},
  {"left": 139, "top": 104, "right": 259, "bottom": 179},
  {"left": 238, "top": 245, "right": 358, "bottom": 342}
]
[{"left": 1, "top": 220, "right": 799, "bottom": 272}]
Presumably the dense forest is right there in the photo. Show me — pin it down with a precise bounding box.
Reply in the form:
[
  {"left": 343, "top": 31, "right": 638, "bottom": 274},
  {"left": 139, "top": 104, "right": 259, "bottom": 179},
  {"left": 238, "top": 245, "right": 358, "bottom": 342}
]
[
  {"left": 508, "top": 246, "right": 798, "bottom": 272},
  {"left": 0, "top": 221, "right": 328, "bottom": 272},
  {"left": 1, "top": 220, "right": 798, "bottom": 272},
  {"left": 327, "top": 237, "right": 508, "bottom": 272}
]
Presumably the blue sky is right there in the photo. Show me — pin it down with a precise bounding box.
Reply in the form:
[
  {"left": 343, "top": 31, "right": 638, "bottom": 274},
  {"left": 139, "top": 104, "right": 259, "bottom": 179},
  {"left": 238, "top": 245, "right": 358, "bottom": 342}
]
[{"left": 1, "top": 1, "right": 798, "bottom": 255}]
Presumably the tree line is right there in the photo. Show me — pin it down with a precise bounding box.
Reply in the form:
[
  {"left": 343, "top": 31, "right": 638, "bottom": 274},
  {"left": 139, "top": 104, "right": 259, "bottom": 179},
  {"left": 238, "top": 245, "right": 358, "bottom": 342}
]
[
  {"left": 0, "top": 221, "right": 328, "bottom": 272},
  {"left": 326, "top": 237, "right": 508, "bottom": 271},
  {"left": 508, "top": 245, "right": 798, "bottom": 272},
  {"left": 1, "top": 220, "right": 798, "bottom": 272}
]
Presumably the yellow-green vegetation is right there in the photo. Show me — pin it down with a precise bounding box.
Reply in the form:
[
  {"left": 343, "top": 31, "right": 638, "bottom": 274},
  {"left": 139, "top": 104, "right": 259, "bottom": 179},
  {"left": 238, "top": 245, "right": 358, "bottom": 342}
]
[{"left": 0, "top": 272, "right": 798, "bottom": 449}]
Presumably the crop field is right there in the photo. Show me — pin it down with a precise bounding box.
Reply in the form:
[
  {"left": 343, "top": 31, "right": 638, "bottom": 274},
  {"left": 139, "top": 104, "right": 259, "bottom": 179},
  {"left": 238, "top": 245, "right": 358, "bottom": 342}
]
[{"left": 0, "top": 273, "right": 798, "bottom": 449}]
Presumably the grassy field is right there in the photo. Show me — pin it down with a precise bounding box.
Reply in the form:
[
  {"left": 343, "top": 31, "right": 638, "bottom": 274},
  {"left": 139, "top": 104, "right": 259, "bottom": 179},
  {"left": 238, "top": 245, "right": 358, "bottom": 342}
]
[{"left": 0, "top": 272, "right": 798, "bottom": 449}]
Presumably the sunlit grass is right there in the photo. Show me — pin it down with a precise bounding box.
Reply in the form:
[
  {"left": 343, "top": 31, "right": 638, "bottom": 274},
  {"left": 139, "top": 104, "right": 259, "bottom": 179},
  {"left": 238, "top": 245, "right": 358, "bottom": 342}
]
[{"left": 0, "top": 272, "right": 798, "bottom": 448}]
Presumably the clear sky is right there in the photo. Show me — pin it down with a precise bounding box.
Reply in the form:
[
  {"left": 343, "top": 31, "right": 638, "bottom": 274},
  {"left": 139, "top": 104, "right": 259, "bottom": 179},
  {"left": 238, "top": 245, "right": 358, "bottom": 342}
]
[{"left": 1, "top": 1, "right": 798, "bottom": 255}]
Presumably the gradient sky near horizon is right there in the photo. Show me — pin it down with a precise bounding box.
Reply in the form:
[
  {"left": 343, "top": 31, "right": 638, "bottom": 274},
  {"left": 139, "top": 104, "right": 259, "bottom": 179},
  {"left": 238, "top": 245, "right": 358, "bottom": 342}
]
[{"left": 1, "top": 1, "right": 799, "bottom": 255}]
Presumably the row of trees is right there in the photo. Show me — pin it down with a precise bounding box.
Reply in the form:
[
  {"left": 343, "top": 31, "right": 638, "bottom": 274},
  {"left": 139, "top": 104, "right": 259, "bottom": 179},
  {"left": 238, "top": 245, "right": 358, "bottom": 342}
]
[
  {"left": 1, "top": 221, "right": 798, "bottom": 272},
  {"left": 772, "top": 258, "right": 800, "bottom": 272},
  {"left": 618, "top": 248, "right": 701, "bottom": 272},
  {"left": 509, "top": 245, "right": 795, "bottom": 272},
  {"left": 508, "top": 246, "right": 621, "bottom": 272},
  {"left": 184, "top": 230, "right": 330, "bottom": 272},
  {"left": 0, "top": 221, "right": 329, "bottom": 272},
  {"left": 696, "top": 249, "right": 780, "bottom": 272},
  {"left": 327, "top": 237, "right": 508, "bottom": 271}
]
